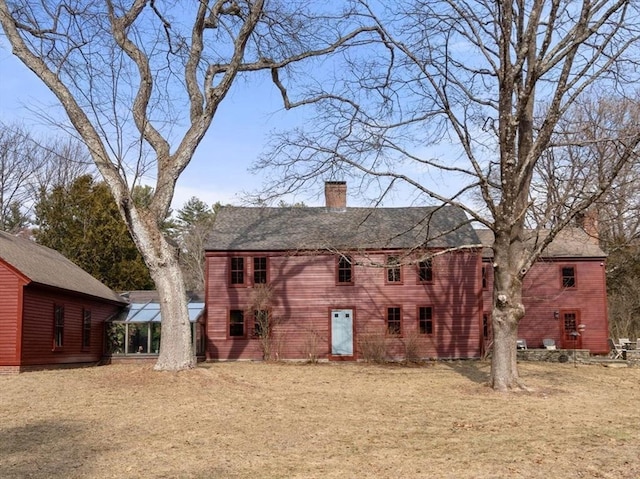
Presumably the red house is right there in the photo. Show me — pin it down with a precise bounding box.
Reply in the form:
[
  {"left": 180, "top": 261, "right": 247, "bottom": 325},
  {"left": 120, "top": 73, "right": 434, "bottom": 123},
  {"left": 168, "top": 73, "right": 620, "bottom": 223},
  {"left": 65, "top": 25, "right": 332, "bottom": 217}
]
[
  {"left": 205, "top": 182, "right": 610, "bottom": 361},
  {"left": 0, "top": 230, "right": 127, "bottom": 373},
  {"left": 477, "top": 229, "right": 609, "bottom": 355}
]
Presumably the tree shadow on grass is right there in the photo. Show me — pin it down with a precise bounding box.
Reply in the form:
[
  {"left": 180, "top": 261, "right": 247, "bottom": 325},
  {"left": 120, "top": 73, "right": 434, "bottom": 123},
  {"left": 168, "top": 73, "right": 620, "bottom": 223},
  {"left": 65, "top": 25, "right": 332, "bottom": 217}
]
[
  {"left": 441, "top": 360, "right": 491, "bottom": 385},
  {"left": 0, "top": 419, "right": 101, "bottom": 479}
]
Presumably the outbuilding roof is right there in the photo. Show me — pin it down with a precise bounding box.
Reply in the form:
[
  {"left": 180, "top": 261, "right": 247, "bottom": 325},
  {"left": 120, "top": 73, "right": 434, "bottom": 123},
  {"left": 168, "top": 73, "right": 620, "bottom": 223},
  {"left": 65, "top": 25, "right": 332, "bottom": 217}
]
[
  {"left": 0, "top": 230, "right": 127, "bottom": 304},
  {"left": 475, "top": 228, "right": 606, "bottom": 259},
  {"left": 205, "top": 206, "right": 480, "bottom": 251}
]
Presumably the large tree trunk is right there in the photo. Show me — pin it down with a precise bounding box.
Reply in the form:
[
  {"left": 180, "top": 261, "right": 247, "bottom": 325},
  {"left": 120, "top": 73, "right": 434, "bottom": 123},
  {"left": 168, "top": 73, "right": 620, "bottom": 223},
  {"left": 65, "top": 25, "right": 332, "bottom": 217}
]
[
  {"left": 125, "top": 207, "right": 195, "bottom": 371},
  {"left": 151, "top": 254, "right": 195, "bottom": 371},
  {"left": 490, "top": 229, "right": 527, "bottom": 391}
]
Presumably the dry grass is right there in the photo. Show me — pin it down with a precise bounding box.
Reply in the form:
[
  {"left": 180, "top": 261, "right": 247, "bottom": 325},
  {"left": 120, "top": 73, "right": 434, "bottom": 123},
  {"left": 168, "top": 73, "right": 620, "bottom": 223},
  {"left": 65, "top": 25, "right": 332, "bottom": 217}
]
[{"left": 1, "top": 361, "right": 639, "bottom": 479}]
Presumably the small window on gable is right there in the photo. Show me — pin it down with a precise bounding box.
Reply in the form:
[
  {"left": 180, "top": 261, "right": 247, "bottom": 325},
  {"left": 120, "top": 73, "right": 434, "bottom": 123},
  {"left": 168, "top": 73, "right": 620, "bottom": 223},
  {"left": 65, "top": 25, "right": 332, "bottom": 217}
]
[
  {"left": 253, "top": 257, "right": 268, "bottom": 284},
  {"left": 561, "top": 266, "right": 576, "bottom": 288},
  {"left": 337, "top": 255, "right": 353, "bottom": 284},
  {"left": 387, "top": 307, "right": 402, "bottom": 335},
  {"left": 53, "top": 304, "right": 64, "bottom": 349},
  {"left": 229, "top": 310, "right": 245, "bottom": 337},
  {"left": 418, "top": 306, "right": 433, "bottom": 335},
  {"left": 82, "top": 309, "right": 92, "bottom": 349},
  {"left": 386, "top": 256, "right": 402, "bottom": 283},
  {"left": 230, "top": 257, "right": 245, "bottom": 285},
  {"left": 418, "top": 259, "right": 433, "bottom": 283}
]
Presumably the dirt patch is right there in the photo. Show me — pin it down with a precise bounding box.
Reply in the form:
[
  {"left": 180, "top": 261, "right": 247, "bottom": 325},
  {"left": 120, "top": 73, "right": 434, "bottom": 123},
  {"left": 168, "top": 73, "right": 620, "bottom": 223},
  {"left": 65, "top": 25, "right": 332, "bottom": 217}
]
[{"left": 1, "top": 361, "right": 639, "bottom": 478}]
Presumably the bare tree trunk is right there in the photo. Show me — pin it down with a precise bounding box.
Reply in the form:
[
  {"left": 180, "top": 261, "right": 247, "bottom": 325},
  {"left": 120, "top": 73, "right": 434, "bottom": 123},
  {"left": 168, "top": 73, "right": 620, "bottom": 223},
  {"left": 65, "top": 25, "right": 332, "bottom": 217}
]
[
  {"left": 489, "top": 229, "right": 526, "bottom": 390},
  {"left": 152, "top": 257, "right": 195, "bottom": 370}
]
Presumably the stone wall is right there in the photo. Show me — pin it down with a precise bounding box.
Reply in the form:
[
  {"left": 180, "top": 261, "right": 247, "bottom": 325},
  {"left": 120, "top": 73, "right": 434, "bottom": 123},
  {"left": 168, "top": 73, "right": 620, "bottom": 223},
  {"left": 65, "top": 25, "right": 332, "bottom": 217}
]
[{"left": 517, "top": 348, "right": 590, "bottom": 362}]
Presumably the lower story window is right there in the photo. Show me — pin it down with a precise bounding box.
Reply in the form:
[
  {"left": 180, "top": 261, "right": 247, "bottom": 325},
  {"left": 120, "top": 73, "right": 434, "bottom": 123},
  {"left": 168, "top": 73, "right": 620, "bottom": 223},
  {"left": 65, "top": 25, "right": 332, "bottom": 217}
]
[
  {"left": 82, "top": 309, "right": 92, "bottom": 349},
  {"left": 418, "top": 306, "right": 433, "bottom": 335},
  {"left": 387, "top": 307, "right": 402, "bottom": 335},
  {"left": 53, "top": 304, "right": 64, "bottom": 349},
  {"left": 229, "top": 310, "right": 245, "bottom": 337}
]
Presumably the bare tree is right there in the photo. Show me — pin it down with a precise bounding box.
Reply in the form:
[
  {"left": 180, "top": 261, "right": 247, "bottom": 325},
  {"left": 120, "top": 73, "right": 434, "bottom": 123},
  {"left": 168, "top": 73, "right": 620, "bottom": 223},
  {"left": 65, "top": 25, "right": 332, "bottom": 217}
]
[
  {"left": 0, "top": 0, "right": 382, "bottom": 370},
  {"left": 257, "top": 1, "right": 640, "bottom": 390},
  {"left": 0, "top": 121, "right": 90, "bottom": 231}
]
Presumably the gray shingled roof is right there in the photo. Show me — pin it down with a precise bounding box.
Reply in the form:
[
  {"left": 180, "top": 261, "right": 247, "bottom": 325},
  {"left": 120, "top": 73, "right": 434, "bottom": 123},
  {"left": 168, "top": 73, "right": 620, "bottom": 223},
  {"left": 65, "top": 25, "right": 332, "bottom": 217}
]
[
  {"left": 475, "top": 228, "right": 606, "bottom": 258},
  {"left": 0, "top": 230, "right": 127, "bottom": 304},
  {"left": 206, "top": 206, "right": 479, "bottom": 251}
]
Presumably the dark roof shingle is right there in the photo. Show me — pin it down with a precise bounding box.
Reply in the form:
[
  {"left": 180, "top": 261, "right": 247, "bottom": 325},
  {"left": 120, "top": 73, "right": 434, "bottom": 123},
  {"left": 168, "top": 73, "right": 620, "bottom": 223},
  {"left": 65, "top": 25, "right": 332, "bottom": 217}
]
[
  {"left": 475, "top": 228, "right": 606, "bottom": 258},
  {"left": 0, "top": 230, "right": 126, "bottom": 304},
  {"left": 206, "top": 206, "right": 479, "bottom": 251}
]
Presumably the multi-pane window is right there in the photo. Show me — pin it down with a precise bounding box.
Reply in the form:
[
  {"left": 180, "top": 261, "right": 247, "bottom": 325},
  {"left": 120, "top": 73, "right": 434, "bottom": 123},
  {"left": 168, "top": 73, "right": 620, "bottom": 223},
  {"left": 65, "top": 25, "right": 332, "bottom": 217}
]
[
  {"left": 229, "top": 310, "right": 245, "bottom": 337},
  {"left": 418, "top": 306, "right": 433, "bottom": 335},
  {"left": 387, "top": 307, "right": 402, "bottom": 335},
  {"left": 561, "top": 266, "right": 576, "bottom": 288},
  {"left": 483, "top": 313, "right": 490, "bottom": 340},
  {"left": 230, "top": 257, "right": 245, "bottom": 285},
  {"left": 254, "top": 257, "right": 268, "bottom": 284},
  {"left": 337, "top": 255, "right": 353, "bottom": 284},
  {"left": 82, "top": 309, "right": 92, "bottom": 349},
  {"left": 253, "top": 310, "right": 269, "bottom": 338},
  {"left": 53, "top": 304, "right": 64, "bottom": 349},
  {"left": 386, "top": 256, "right": 401, "bottom": 283},
  {"left": 418, "top": 259, "right": 433, "bottom": 283}
]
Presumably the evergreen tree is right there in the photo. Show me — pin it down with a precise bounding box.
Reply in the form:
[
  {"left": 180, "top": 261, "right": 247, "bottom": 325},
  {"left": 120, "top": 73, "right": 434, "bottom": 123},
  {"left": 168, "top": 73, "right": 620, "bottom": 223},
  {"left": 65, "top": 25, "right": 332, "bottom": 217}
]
[{"left": 35, "top": 175, "right": 154, "bottom": 291}]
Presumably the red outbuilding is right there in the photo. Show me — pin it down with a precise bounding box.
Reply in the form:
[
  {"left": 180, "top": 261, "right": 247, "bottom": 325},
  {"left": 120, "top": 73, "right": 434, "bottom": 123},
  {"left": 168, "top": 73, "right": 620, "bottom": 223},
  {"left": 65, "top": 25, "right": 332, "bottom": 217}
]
[{"left": 0, "top": 230, "right": 127, "bottom": 373}]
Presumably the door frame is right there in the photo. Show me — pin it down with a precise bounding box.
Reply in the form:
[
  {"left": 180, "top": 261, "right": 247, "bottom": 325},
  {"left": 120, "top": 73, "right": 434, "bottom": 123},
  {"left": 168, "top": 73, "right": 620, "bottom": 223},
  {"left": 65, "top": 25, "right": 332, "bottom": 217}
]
[
  {"left": 328, "top": 307, "right": 356, "bottom": 361},
  {"left": 559, "top": 309, "right": 582, "bottom": 349}
]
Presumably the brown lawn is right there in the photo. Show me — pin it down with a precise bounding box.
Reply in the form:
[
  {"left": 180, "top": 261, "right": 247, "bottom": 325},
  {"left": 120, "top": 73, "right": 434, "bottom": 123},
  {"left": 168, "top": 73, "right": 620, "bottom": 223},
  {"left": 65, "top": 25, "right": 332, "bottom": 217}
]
[{"left": 1, "top": 361, "right": 639, "bottom": 479}]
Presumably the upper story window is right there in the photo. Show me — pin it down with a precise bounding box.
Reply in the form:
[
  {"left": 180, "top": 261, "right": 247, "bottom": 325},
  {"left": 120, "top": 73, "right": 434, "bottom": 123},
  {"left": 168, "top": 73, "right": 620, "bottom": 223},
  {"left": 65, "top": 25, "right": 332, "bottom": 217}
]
[
  {"left": 253, "top": 257, "right": 268, "bottom": 284},
  {"left": 387, "top": 307, "right": 402, "bottom": 336},
  {"left": 230, "top": 257, "right": 245, "bottom": 285},
  {"left": 482, "top": 265, "right": 488, "bottom": 290},
  {"left": 82, "top": 309, "right": 92, "bottom": 349},
  {"left": 561, "top": 266, "right": 576, "bottom": 288},
  {"left": 417, "top": 259, "right": 433, "bottom": 283},
  {"left": 337, "top": 255, "right": 353, "bottom": 284},
  {"left": 386, "top": 256, "right": 402, "bottom": 284},
  {"left": 418, "top": 306, "right": 433, "bottom": 335},
  {"left": 53, "top": 304, "right": 64, "bottom": 349}
]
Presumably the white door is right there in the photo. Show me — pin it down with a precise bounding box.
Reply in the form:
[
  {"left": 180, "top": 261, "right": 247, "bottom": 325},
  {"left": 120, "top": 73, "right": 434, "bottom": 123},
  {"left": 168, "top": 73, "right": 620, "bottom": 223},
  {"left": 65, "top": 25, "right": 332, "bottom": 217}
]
[{"left": 331, "top": 309, "right": 353, "bottom": 356}]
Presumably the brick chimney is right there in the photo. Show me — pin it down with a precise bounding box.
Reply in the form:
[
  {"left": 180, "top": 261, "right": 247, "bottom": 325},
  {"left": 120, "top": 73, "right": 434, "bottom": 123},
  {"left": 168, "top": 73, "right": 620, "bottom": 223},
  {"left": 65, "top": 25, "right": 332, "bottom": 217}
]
[
  {"left": 575, "top": 208, "right": 600, "bottom": 244},
  {"left": 324, "top": 181, "right": 347, "bottom": 210}
]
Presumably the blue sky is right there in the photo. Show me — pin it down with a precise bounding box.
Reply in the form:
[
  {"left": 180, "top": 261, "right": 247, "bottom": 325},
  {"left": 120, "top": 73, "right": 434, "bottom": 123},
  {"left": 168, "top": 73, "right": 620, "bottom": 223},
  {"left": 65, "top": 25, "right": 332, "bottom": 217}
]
[{"left": 0, "top": 43, "right": 328, "bottom": 211}]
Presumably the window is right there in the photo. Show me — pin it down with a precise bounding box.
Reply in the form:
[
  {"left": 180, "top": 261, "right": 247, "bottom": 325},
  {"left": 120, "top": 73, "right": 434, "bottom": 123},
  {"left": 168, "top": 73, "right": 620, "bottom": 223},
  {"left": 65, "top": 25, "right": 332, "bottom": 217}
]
[
  {"left": 337, "top": 255, "right": 353, "bottom": 284},
  {"left": 483, "top": 313, "right": 490, "bottom": 340},
  {"left": 82, "top": 309, "right": 92, "bottom": 349},
  {"left": 561, "top": 266, "right": 576, "bottom": 288},
  {"left": 418, "top": 259, "right": 433, "bottom": 283},
  {"left": 253, "top": 257, "right": 268, "bottom": 284},
  {"left": 418, "top": 306, "right": 433, "bottom": 335},
  {"left": 387, "top": 307, "right": 402, "bottom": 335},
  {"left": 253, "top": 310, "right": 269, "bottom": 338},
  {"left": 386, "top": 256, "right": 402, "bottom": 283},
  {"left": 482, "top": 266, "right": 488, "bottom": 289},
  {"left": 53, "top": 305, "right": 64, "bottom": 349},
  {"left": 229, "top": 310, "right": 245, "bottom": 337},
  {"left": 230, "top": 257, "right": 245, "bottom": 285}
]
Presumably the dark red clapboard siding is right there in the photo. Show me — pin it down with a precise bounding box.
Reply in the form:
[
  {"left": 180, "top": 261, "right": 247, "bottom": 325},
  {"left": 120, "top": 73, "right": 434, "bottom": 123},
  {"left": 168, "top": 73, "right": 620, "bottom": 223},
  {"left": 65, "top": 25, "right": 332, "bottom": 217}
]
[
  {"left": 0, "top": 263, "right": 22, "bottom": 365},
  {"left": 206, "top": 251, "right": 484, "bottom": 360},
  {"left": 482, "top": 259, "right": 608, "bottom": 354},
  {"left": 20, "top": 286, "right": 121, "bottom": 366}
]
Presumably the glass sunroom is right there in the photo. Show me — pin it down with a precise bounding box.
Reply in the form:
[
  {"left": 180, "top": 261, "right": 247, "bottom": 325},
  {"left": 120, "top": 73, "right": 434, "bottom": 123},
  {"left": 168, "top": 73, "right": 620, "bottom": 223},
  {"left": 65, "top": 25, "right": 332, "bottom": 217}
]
[{"left": 105, "top": 298, "right": 205, "bottom": 357}]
